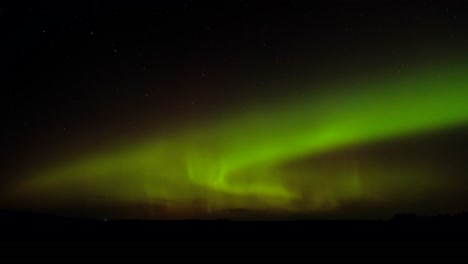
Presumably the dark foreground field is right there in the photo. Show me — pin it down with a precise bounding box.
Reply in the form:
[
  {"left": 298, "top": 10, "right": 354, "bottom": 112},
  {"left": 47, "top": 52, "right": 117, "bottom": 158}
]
[{"left": 1, "top": 211, "right": 468, "bottom": 261}]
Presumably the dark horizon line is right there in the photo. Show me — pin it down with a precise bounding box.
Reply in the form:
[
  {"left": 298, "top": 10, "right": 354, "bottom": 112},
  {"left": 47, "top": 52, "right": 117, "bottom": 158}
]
[{"left": 2, "top": 208, "right": 468, "bottom": 222}]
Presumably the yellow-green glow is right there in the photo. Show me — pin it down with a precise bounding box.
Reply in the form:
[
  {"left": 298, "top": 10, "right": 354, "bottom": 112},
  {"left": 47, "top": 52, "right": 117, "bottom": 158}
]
[{"left": 7, "top": 66, "right": 468, "bottom": 219}]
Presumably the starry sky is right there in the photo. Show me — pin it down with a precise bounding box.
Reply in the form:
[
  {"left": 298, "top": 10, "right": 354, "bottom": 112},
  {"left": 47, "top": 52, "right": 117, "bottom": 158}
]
[{"left": 2, "top": 0, "right": 468, "bottom": 220}]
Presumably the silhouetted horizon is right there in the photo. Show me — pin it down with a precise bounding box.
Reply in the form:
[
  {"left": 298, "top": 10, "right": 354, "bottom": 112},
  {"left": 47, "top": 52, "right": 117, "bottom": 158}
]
[{"left": 3, "top": 208, "right": 468, "bottom": 222}]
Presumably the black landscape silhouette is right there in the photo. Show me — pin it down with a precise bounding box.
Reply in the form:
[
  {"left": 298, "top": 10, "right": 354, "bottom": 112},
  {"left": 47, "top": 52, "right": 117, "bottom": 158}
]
[{"left": 1, "top": 209, "right": 468, "bottom": 261}]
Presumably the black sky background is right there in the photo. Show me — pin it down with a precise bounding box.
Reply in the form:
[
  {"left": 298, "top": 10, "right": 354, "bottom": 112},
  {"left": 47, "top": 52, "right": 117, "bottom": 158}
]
[{"left": 2, "top": 0, "right": 468, "bottom": 218}]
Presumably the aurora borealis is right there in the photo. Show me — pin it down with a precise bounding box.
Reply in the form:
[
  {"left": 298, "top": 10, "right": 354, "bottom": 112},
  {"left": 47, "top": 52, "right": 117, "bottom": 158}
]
[
  {"left": 2, "top": 1, "right": 468, "bottom": 220},
  {"left": 5, "top": 64, "right": 468, "bottom": 219}
]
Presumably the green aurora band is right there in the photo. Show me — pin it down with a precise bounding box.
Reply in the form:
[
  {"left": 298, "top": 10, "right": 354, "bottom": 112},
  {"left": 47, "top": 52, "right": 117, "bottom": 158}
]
[{"left": 7, "top": 65, "right": 468, "bottom": 219}]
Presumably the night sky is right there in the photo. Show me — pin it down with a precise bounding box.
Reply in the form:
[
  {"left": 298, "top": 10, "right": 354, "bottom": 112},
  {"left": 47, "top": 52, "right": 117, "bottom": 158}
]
[{"left": 2, "top": 0, "right": 468, "bottom": 220}]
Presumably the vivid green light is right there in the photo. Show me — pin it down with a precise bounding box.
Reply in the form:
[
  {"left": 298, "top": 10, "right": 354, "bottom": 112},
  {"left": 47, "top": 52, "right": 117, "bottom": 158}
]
[{"left": 8, "top": 66, "right": 468, "bottom": 218}]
